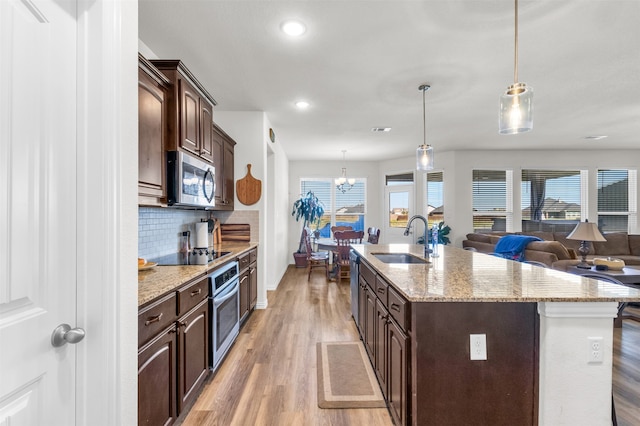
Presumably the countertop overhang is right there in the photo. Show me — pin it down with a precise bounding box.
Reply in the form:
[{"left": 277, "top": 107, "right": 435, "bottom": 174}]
[
  {"left": 138, "top": 242, "right": 258, "bottom": 307},
  {"left": 352, "top": 244, "right": 640, "bottom": 303}
]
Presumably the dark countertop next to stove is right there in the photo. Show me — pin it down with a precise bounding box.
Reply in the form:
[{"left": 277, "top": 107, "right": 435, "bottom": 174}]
[{"left": 138, "top": 242, "right": 258, "bottom": 307}]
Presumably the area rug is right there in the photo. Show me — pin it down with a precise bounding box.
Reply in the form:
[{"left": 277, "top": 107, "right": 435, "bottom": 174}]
[{"left": 316, "top": 341, "right": 386, "bottom": 409}]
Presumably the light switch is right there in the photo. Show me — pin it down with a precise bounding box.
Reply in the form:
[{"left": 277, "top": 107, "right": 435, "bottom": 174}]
[{"left": 470, "top": 334, "right": 487, "bottom": 360}]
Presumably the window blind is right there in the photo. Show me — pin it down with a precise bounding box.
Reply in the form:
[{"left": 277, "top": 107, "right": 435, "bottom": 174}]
[
  {"left": 427, "top": 171, "right": 444, "bottom": 227},
  {"left": 597, "top": 169, "right": 635, "bottom": 232}
]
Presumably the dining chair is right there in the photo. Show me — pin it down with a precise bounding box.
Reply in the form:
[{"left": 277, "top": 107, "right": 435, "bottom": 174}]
[
  {"left": 303, "top": 228, "right": 329, "bottom": 281},
  {"left": 367, "top": 227, "right": 380, "bottom": 244},
  {"left": 331, "top": 225, "right": 353, "bottom": 237},
  {"left": 334, "top": 230, "right": 364, "bottom": 282}
]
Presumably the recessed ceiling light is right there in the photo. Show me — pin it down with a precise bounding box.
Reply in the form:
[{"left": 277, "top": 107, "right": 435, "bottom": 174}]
[
  {"left": 281, "top": 20, "right": 306, "bottom": 37},
  {"left": 584, "top": 135, "right": 608, "bottom": 140},
  {"left": 371, "top": 127, "right": 391, "bottom": 132},
  {"left": 295, "top": 101, "right": 310, "bottom": 109}
]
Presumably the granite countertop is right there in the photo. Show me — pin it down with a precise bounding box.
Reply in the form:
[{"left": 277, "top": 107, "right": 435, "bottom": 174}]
[
  {"left": 138, "top": 242, "right": 258, "bottom": 307},
  {"left": 351, "top": 243, "right": 640, "bottom": 303}
]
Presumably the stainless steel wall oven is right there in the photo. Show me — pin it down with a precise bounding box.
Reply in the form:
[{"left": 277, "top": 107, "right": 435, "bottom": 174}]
[{"left": 208, "top": 261, "right": 240, "bottom": 370}]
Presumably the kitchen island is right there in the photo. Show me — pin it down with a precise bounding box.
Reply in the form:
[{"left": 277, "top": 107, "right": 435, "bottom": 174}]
[{"left": 351, "top": 243, "right": 640, "bottom": 426}]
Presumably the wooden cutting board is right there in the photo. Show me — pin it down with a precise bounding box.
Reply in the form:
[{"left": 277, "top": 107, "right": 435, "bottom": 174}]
[
  {"left": 236, "top": 164, "right": 262, "bottom": 206},
  {"left": 220, "top": 224, "right": 251, "bottom": 242}
]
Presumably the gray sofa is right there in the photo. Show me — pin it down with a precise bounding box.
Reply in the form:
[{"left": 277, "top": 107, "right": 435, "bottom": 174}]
[{"left": 462, "top": 231, "right": 640, "bottom": 269}]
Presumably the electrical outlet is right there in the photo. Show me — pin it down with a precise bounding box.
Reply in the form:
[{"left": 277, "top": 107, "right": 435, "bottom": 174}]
[
  {"left": 588, "top": 337, "right": 603, "bottom": 364},
  {"left": 470, "top": 334, "right": 487, "bottom": 360}
]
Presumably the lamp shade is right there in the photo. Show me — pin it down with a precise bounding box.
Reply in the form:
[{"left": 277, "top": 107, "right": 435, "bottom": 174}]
[
  {"left": 416, "top": 144, "right": 433, "bottom": 171},
  {"left": 499, "top": 83, "right": 533, "bottom": 134},
  {"left": 567, "top": 221, "right": 606, "bottom": 242}
]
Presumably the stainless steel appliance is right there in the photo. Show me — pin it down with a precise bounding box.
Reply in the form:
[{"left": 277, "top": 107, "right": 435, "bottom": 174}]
[
  {"left": 208, "top": 261, "right": 240, "bottom": 370},
  {"left": 167, "top": 151, "right": 215, "bottom": 209},
  {"left": 349, "top": 249, "right": 360, "bottom": 328}
]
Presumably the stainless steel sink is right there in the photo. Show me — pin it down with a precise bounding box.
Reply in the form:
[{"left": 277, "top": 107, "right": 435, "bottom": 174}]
[{"left": 371, "top": 253, "right": 429, "bottom": 264}]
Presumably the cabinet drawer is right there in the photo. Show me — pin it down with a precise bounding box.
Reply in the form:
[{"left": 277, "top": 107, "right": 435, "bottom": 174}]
[
  {"left": 249, "top": 248, "right": 257, "bottom": 264},
  {"left": 375, "top": 275, "right": 389, "bottom": 306},
  {"left": 388, "top": 286, "right": 409, "bottom": 331},
  {"left": 238, "top": 251, "right": 250, "bottom": 271},
  {"left": 360, "top": 261, "right": 376, "bottom": 287},
  {"left": 177, "top": 276, "right": 209, "bottom": 316},
  {"left": 139, "top": 292, "right": 177, "bottom": 347}
]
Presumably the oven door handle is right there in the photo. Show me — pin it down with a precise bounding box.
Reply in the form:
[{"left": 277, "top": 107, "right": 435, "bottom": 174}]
[{"left": 214, "top": 279, "right": 239, "bottom": 306}]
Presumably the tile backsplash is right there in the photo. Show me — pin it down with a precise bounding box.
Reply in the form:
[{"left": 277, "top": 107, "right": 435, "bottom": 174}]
[
  {"left": 138, "top": 207, "right": 209, "bottom": 259},
  {"left": 138, "top": 207, "right": 259, "bottom": 260}
]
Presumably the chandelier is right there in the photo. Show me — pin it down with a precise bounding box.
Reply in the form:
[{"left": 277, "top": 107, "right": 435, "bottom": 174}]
[
  {"left": 499, "top": 0, "right": 533, "bottom": 134},
  {"left": 335, "top": 150, "right": 355, "bottom": 193}
]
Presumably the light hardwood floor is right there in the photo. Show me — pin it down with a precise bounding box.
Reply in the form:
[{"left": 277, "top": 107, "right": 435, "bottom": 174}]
[{"left": 182, "top": 266, "right": 640, "bottom": 426}]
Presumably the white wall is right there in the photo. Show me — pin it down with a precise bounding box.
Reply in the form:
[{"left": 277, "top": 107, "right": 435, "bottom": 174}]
[
  {"left": 381, "top": 149, "right": 640, "bottom": 248},
  {"left": 288, "top": 160, "right": 379, "bottom": 259},
  {"left": 214, "top": 112, "right": 290, "bottom": 298}
]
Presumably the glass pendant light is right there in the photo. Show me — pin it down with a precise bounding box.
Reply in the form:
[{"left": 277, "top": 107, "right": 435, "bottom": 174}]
[
  {"left": 416, "top": 84, "right": 434, "bottom": 171},
  {"left": 499, "top": 0, "right": 533, "bottom": 134}
]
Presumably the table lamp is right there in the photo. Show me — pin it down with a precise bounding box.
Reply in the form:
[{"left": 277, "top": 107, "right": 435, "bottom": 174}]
[{"left": 566, "top": 220, "right": 606, "bottom": 269}]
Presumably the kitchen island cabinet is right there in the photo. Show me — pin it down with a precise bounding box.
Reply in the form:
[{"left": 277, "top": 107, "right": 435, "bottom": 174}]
[{"left": 352, "top": 243, "right": 640, "bottom": 426}]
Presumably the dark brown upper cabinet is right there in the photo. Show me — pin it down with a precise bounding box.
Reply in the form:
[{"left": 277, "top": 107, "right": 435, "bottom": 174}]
[
  {"left": 150, "top": 59, "right": 217, "bottom": 164},
  {"left": 138, "top": 55, "right": 170, "bottom": 206}
]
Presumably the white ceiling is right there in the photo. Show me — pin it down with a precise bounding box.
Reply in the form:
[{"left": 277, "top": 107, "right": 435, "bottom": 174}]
[{"left": 139, "top": 0, "right": 640, "bottom": 162}]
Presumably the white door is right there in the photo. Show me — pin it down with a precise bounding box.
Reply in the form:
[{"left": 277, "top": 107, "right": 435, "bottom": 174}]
[
  {"left": 0, "top": 0, "right": 79, "bottom": 424},
  {"left": 384, "top": 184, "right": 415, "bottom": 243}
]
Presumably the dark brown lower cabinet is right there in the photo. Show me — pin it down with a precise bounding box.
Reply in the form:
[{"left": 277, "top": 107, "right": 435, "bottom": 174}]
[
  {"left": 357, "top": 278, "right": 367, "bottom": 335},
  {"left": 239, "top": 270, "right": 250, "bottom": 322},
  {"left": 238, "top": 248, "right": 258, "bottom": 323},
  {"left": 138, "top": 275, "right": 210, "bottom": 426},
  {"left": 387, "top": 319, "right": 408, "bottom": 426},
  {"left": 364, "top": 285, "right": 377, "bottom": 359},
  {"left": 375, "top": 299, "right": 388, "bottom": 398},
  {"left": 138, "top": 324, "right": 177, "bottom": 426},
  {"left": 249, "top": 263, "right": 257, "bottom": 309},
  {"left": 178, "top": 298, "right": 209, "bottom": 412}
]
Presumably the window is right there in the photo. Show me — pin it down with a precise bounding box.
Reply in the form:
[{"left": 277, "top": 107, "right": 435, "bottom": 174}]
[
  {"left": 300, "top": 178, "right": 367, "bottom": 237},
  {"left": 336, "top": 180, "right": 366, "bottom": 233},
  {"left": 598, "top": 169, "right": 636, "bottom": 233},
  {"left": 426, "top": 171, "right": 443, "bottom": 228},
  {"left": 472, "top": 170, "right": 512, "bottom": 232},
  {"left": 520, "top": 170, "right": 581, "bottom": 233}
]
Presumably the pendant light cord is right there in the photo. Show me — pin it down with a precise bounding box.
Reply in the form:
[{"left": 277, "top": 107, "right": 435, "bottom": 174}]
[
  {"left": 514, "top": 0, "right": 519, "bottom": 84},
  {"left": 422, "top": 87, "right": 426, "bottom": 145}
]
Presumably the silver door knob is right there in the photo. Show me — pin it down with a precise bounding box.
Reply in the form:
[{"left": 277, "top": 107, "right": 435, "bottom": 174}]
[{"left": 51, "top": 323, "right": 86, "bottom": 347}]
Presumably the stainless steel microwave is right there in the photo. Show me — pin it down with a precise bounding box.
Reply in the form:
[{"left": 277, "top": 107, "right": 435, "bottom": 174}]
[{"left": 167, "top": 151, "right": 215, "bottom": 209}]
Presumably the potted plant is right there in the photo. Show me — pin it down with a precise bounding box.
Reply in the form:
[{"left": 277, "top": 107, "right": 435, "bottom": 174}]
[
  {"left": 417, "top": 221, "right": 452, "bottom": 245},
  {"left": 291, "top": 191, "right": 325, "bottom": 267}
]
